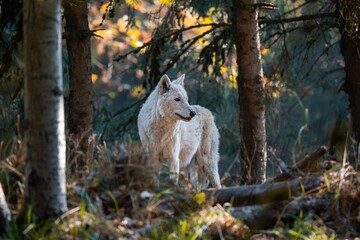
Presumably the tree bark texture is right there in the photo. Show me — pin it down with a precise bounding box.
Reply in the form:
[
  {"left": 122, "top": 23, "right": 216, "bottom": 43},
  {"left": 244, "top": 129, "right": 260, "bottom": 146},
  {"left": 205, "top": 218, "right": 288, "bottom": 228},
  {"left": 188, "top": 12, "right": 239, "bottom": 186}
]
[
  {"left": 230, "top": 195, "right": 331, "bottom": 230},
  {"left": 232, "top": 0, "right": 267, "bottom": 184},
  {"left": 0, "top": 182, "right": 10, "bottom": 235},
  {"left": 23, "top": 0, "right": 67, "bottom": 219},
  {"left": 337, "top": 0, "right": 360, "bottom": 143},
  {"left": 63, "top": 0, "right": 94, "bottom": 169}
]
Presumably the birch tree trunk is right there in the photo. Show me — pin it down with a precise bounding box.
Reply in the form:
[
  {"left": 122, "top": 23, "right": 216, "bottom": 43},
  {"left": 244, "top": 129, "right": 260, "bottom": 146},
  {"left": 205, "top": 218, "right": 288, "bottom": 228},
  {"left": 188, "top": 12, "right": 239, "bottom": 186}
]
[
  {"left": 63, "top": 0, "right": 94, "bottom": 170},
  {"left": 0, "top": 182, "right": 10, "bottom": 235},
  {"left": 23, "top": 0, "right": 67, "bottom": 219},
  {"left": 232, "top": 0, "right": 267, "bottom": 184}
]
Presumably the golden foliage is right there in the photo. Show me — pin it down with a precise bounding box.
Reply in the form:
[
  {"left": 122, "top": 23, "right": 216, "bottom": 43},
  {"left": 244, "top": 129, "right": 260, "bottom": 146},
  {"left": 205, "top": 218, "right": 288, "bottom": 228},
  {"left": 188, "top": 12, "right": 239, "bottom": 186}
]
[
  {"left": 125, "top": 0, "right": 147, "bottom": 13},
  {"left": 193, "top": 192, "right": 206, "bottom": 205},
  {"left": 131, "top": 85, "right": 146, "bottom": 98},
  {"left": 261, "top": 48, "right": 270, "bottom": 55},
  {"left": 159, "top": 0, "right": 173, "bottom": 6},
  {"left": 91, "top": 74, "right": 98, "bottom": 83}
]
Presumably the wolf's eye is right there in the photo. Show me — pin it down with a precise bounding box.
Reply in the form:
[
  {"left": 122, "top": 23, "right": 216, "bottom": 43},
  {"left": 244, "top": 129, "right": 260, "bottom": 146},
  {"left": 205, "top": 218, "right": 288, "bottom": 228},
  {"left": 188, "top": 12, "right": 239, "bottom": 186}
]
[{"left": 174, "top": 98, "right": 181, "bottom": 102}]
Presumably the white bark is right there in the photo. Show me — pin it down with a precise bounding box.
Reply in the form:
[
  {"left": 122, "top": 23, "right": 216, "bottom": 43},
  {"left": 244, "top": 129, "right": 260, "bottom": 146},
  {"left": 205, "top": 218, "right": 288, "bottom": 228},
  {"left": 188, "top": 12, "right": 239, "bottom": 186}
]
[
  {"left": 0, "top": 183, "right": 10, "bottom": 234},
  {"left": 23, "top": 0, "right": 67, "bottom": 218}
]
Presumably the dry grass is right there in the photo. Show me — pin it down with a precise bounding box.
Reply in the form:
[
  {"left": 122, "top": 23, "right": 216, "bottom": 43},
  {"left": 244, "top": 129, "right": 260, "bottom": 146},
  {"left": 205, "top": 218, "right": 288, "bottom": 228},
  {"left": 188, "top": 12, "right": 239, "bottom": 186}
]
[{"left": 2, "top": 140, "right": 360, "bottom": 239}]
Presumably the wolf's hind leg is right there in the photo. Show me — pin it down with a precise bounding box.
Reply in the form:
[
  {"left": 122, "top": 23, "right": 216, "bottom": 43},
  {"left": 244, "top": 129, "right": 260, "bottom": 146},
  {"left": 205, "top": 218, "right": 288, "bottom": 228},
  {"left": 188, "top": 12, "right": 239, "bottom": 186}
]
[
  {"left": 196, "top": 150, "right": 221, "bottom": 189},
  {"left": 203, "top": 159, "right": 221, "bottom": 189},
  {"left": 186, "top": 159, "right": 209, "bottom": 191},
  {"left": 197, "top": 165, "right": 209, "bottom": 190},
  {"left": 186, "top": 159, "right": 198, "bottom": 189}
]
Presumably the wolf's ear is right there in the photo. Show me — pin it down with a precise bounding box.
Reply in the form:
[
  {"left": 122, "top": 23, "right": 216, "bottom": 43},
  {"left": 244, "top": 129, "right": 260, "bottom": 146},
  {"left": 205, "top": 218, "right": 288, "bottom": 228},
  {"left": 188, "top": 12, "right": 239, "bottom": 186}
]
[
  {"left": 174, "top": 74, "right": 185, "bottom": 86},
  {"left": 158, "top": 74, "right": 171, "bottom": 95}
]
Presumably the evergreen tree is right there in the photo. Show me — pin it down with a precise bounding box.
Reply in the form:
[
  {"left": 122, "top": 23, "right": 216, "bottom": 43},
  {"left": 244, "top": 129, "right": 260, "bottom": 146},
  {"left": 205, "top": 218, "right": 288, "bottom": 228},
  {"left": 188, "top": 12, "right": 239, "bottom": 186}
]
[
  {"left": 64, "top": 0, "right": 94, "bottom": 171},
  {"left": 233, "top": 0, "right": 267, "bottom": 184}
]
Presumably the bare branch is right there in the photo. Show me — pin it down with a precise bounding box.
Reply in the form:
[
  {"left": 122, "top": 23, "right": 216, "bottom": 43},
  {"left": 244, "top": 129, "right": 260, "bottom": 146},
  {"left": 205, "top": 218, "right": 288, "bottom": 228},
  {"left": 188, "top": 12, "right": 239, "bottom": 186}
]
[
  {"left": 100, "top": 97, "right": 146, "bottom": 142},
  {"left": 254, "top": 2, "right": 278, "bottom": 10},
  {"left": 113, "top": 23, "right": 229, "bottom": 61},
  {"left": 260, "top": 12, "right": 336, "bottom": 25}
]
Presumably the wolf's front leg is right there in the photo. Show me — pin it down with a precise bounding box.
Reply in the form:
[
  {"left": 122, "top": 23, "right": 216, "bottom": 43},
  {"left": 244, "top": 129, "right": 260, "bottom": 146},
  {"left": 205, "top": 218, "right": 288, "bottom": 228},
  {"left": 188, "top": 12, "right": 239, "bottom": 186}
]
[
  {"left": 168, "top": 157, "right": 180, "bottom": 185},
  {"left": 163, "top": 138, "right": 181, "bottom": 186},
  {"left": 152, "top": 152, "right": 162, "bottom": 188}
]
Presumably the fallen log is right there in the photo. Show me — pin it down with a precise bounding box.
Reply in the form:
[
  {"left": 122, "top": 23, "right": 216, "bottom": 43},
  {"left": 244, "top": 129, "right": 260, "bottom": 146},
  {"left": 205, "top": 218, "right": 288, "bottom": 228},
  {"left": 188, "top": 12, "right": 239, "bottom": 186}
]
[
  {"left": 230, "top": 195, "right": 331, "bottom": 230},
  {"left": 204, "top": 176, "right": 324, "bottom": 207},
  {"left": 230, "top": 202, "right": 281, "bottom": 230},
  {"left": 294, "top": 146, "right": 328, "bottom": 173},
  {"left": 272, "top": 146, "right": 327, "bottom": 182},
  {"left": 207, "top": 168, "right": 360, "bottom": 235}
]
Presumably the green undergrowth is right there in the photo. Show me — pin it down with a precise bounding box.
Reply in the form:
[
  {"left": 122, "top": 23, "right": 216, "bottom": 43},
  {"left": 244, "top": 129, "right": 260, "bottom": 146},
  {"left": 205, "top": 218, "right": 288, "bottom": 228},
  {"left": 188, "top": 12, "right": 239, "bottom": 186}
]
[
  {"left": 0, "top": 140, "right": 354, "bottom": 239},
  {"left": 272, "top": 213, "right": 337, "bottom": 240}
]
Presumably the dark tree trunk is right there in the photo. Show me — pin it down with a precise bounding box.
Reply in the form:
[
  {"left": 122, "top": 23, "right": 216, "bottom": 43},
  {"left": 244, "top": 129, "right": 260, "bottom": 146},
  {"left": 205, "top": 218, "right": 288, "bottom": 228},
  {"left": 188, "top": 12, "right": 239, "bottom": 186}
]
[
  {"left": 337, "top": 0, "right": 360, "bottom": 143},
  {"left": 232, "top": 0, "right": 267, "bottom": 184},
  {"left": 63, "top": 0, "right": 94, "bottom": 170}
]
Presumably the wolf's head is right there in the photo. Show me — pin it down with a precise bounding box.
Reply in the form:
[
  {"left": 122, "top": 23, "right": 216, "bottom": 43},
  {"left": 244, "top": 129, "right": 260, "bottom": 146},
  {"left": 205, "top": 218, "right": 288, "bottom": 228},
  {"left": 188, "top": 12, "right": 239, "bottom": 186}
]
[{"left": 157, "top": 74, "right": 196, "bottom": 122}]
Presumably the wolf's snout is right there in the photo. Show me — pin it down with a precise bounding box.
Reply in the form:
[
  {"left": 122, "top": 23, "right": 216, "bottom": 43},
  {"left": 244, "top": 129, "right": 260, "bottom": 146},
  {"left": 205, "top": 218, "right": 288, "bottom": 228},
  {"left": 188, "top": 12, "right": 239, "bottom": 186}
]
[{"left": 190, "top": 110, "right": 196, "bottom": 118}]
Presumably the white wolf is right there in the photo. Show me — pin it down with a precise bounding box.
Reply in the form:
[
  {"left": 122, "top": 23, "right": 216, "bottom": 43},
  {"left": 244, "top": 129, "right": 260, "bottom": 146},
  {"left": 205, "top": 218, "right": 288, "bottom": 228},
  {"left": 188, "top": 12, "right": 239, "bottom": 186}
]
[{"left": 137, "top": 74, "right": 221, "bottom": 189}]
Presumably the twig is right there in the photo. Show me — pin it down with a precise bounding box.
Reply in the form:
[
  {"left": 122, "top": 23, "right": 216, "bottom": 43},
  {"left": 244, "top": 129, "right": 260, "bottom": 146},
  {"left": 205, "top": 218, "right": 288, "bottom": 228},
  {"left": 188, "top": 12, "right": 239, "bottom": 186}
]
[
  {"left": 113, "top": 23, "right": 229, "bottom": 61},
  {"left": 161, "top": 28, "right": 218, "bottom": 75},
  {"left": 254, "top": 2, "right": 278, "bottom": 10},
  {"left": 268, "top": 148, "right": 295, "bottom": 175},
  {"left": 100, "top": 97, "right": 146, "bottom": 142}
]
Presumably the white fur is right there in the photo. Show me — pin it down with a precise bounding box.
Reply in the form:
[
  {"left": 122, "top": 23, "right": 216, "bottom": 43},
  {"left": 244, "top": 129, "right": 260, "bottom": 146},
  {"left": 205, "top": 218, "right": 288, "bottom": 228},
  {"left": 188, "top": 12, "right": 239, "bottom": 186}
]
[{"left": 137, "top": 74, "right": 221, "bottom": 189}]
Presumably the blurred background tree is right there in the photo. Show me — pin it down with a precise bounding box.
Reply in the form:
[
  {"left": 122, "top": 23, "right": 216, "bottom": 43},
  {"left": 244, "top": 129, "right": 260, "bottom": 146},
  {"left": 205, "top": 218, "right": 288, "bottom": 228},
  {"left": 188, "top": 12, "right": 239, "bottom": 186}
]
[{"left": 336, "top": 0, "right": 360, "bottom": 145}]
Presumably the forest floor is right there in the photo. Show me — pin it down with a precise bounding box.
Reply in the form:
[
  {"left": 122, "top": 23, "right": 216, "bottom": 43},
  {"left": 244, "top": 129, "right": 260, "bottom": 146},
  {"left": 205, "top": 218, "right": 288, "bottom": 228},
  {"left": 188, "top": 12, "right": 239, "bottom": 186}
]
[{"left": 2, "top": 141, "right": 360, "bottom": 239}]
